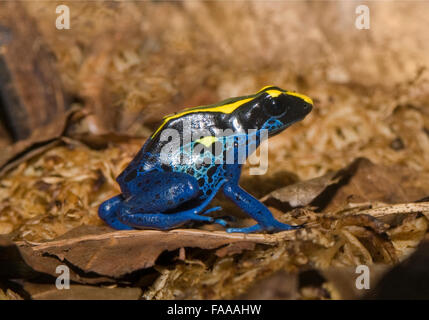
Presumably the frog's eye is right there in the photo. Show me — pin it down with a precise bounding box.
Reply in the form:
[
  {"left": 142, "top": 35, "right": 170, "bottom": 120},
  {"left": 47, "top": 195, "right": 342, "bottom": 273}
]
[{"left": 264, "top": 98, "right": 286, "bottom": 117}]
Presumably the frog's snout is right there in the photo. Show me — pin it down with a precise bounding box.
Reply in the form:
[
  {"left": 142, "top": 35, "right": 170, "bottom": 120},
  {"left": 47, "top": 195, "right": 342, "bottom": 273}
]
[
  {"left": 294, "top": 99, "right": 313, "bottom": 120},
  {"left": 303, "top": 101, "right": 313, "bottom": 114},
  {"left": 304, "top": 102, "right": 313, "bottom": 113}
]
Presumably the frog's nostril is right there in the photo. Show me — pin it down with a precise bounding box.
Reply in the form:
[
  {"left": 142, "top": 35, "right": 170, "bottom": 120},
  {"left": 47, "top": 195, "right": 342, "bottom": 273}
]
[{"left": 304, "top": 102, "right": 312, "bottom": 112}]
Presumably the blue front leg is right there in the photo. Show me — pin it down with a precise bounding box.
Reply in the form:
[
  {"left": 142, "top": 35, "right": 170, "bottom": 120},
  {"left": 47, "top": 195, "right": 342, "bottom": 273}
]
[{"left": 222, "top": 182, "right": 301, "bottom": 233}]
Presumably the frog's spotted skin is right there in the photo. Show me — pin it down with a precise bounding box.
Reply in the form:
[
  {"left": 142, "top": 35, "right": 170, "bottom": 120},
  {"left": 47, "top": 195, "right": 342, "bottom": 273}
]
[{"left": 99, "top": 86, "right": 313, "bottom": 233}]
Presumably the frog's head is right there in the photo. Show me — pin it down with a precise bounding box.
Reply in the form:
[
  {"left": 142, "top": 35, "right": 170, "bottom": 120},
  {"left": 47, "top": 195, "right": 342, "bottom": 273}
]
[{"left": 238, "top": 86, "right": 313, "bottom": 137}]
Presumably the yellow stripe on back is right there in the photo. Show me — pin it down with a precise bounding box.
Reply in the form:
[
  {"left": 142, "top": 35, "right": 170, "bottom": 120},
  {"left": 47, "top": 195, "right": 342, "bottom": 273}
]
[
  {"left": 285, "top": 91, "right": 313, "bottom": 105},
  {"left": 152, "top": 97, "right": 254, "bottom": 138},
  {"left": 265, "top": 89, "right": 283, "bottom": 97},
  {"left": 258, "top": 86, "right": 284, "bottom": 98},
  {"left": 258, "top": 85, "right": 313, "bottom": 104},
  {"left": 151, "top": 86, "right": 313, "bottom": 138},
  {"left": 257, "top": 85, "right": 277, "bottom": 93}
]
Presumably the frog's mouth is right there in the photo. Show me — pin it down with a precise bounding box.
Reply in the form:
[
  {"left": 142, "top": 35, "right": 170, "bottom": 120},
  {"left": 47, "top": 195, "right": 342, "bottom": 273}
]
[{"left": 268, "top": 116, "right": 305, "bottom": 137}]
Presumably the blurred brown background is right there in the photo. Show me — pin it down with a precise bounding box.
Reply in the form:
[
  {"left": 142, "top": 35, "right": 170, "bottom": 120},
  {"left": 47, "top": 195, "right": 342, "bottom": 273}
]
[
  {"left": 6, "top": 1, "right": 429, "bottom": 174},
  {"left": 1, "top": 1, "right": 429, "bottom": 173},
  {"left": 1, "top": 0, "right": 429, "bottom": 300}
]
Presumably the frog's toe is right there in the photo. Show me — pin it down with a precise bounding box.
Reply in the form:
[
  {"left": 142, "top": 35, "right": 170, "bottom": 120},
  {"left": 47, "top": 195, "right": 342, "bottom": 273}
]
[
  {"left": 202, "top": 206, "right": 222, "bottom": 215},
  {"left": 288, "top": 224, "right": 304, "bottom": 230},
  {"left": 213, "top": 218, "right": 228, "bottom": 227},
  {"left": 267, "top": 222, "right": 303, "bottom": 232},
  {"left": 189, "top": 214, "right": 214, "bottom": 223}
]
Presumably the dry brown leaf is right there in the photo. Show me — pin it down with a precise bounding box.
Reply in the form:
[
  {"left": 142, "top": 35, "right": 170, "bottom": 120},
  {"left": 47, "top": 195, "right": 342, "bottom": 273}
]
[
  {"left": 0, "top": 122, "right": 81, "bottom": 178},
  {"left": 263, "top": 158, "right": 429, "bottom": 215},
  {"left": 0, "top": 2, "right": 73, "bottom": 177},
  {"left": 0, "top": 234, "right": 114, "bottom": 284},
  {"left": 321, "top": 158, "right": 429, "bottom": 212},
  {"left": 0, "top": 2, "right": 68, "bottom": 140},
  {"left": 261, "top": 171, "right": 339, "bottom": 210},
  {"left": 22, "top": 282, "right": 142, "bottom": 300},
  {"left": 6, "top": 226, "right": 296, "bottom": 281}
]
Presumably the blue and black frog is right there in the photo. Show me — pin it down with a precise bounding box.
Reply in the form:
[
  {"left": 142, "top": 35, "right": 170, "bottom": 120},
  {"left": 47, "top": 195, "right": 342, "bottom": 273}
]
[{"left": 99, "top": 86, "right": 313, "bottom": 233}]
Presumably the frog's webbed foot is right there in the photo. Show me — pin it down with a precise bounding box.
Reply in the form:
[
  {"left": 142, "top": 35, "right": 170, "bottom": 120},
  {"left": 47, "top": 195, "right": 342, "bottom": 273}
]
[
  {"left": 190, "top": 214, "right": 228, "bottom": 227},
  {"left": 98, "top": 195, "right": 134, "bottom": 230},
  {"left": 200, "top": 206, "right": 228, "bottom": 227},
  {"left": 187, "top": 214, "right": 227, "bottom": 226},
  {"left": 212, "top": 218, "right": 228, "bottom": 227}
]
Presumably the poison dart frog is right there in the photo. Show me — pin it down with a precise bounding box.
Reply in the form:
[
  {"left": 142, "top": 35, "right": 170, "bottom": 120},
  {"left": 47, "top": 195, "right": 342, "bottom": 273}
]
[{"left": 99, "top": 86, "right": 313, "bottom": 233}]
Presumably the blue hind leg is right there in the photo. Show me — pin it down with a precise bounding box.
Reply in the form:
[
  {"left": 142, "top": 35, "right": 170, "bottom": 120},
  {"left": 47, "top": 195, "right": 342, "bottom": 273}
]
[
  {"left": 117, "top": 180, "right": 227, "bottom": 230},
  {"left": 99, "top": 170, "right": 205, "bottom": 230}
]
